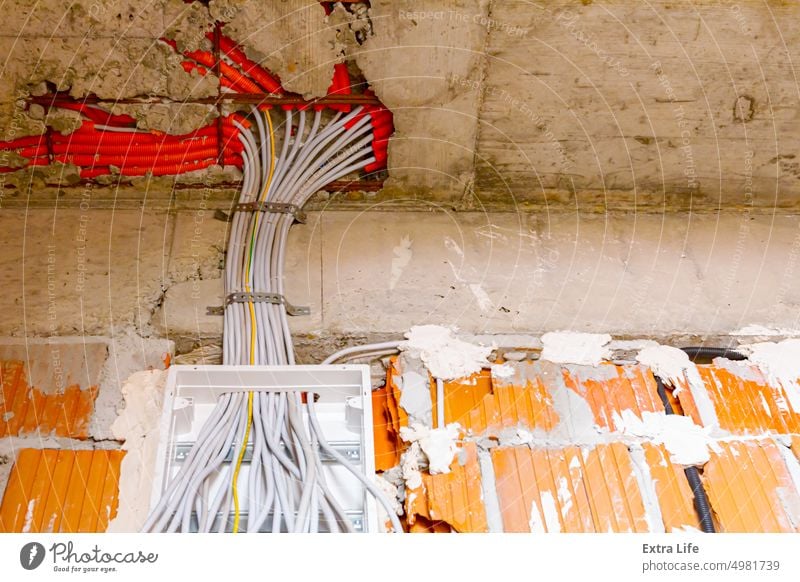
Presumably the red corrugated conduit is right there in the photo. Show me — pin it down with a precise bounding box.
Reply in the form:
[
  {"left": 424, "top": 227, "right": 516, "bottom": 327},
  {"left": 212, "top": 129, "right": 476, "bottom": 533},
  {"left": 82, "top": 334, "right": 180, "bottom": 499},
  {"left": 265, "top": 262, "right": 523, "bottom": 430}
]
[{"left": 1, "top": 31, "right": 391, "bottom": 181}]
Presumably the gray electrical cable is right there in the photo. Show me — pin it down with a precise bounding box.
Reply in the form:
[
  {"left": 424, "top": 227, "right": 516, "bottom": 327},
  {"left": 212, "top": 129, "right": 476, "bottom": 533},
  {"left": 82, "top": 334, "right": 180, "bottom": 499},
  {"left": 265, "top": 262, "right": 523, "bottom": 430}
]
[
  {"left": 146, "top": 103, "right": 399, "bottom": 534},
  {"left": 322, "top": 341, "right": 402, "bottom": 365}
]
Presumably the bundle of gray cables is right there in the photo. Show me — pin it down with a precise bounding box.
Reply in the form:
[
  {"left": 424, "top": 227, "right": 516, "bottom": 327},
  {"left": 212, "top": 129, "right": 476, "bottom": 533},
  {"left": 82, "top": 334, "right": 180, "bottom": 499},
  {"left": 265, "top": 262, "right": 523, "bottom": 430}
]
[{"left": 143, "top": 106, "right": 402, "bottom": 533}]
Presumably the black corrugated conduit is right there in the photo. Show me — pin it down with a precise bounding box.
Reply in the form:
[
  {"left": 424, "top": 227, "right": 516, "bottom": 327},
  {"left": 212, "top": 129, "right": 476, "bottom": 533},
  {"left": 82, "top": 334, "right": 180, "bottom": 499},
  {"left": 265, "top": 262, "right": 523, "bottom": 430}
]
[
  {"left": 680, "top": 346, "right": 747, "bottom": 363},
  {"left": 654, "top": 375, "right": 717, "bottom": 533}
]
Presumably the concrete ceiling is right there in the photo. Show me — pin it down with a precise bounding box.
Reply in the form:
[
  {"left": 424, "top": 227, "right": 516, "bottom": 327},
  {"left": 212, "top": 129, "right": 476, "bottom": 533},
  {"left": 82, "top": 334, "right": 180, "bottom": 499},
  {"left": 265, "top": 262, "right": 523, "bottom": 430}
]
[
  {"left": 362, "top": 0, "right": 800, "bottom": 212},
  {"left": 1, "top": 0, "right": 799, "bottom": 212}
]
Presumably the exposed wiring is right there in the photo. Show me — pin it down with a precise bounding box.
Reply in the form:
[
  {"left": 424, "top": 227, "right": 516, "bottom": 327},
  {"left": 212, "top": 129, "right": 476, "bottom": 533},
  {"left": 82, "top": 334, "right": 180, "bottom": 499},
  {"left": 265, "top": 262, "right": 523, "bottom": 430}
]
[
  {"left": 231, "top": 391, "right": 254, "bottom": 533},
  {"left": 145, "top": 92, "right": 397, "bottom": 533},
  {"left": 654, "top": 375, "right": 717, "bottom": 533},
  {"left": 322, "top": 341, "right": 402, "bottom": 364}
]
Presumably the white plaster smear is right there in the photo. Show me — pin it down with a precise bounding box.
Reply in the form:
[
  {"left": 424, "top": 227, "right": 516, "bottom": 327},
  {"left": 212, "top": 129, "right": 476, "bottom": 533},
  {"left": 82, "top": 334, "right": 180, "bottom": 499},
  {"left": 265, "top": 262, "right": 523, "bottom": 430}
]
[
  {"left": 401, "top": 325, "right": 491, "bottom": 380},
  {"left": 636, "top": 345, "right": 692, "bottom": 391},
  {"left": 389, "top": 235, "right": 413, "bottom": 290},
  {"left": 400, "top": 422, "right": 461, "bottom": 474},
  {"left": 628, "top": 444, "right": 666, "bottom": 533},
  {"left": 732, "top": 325, "right": 800, "bottom": 337},
  {"left": 636, "top": 345, "right": 719, "bottom": 429},
  {"left": 744, "top": 339, "right": 800, "bottom": 411},
  {"left": 396, "top": 369, "right": 432, "bottom": 420},
  {"left": 400, "top": 442, "right": 424, "bottom": 491},
  {"left": 374, "top": 474, "right": 403, "bottom": 532},
  {"left": 498, "top": 427, "right": 535, "bottom": 446},
  {"left": 529, "top": 499, "right": 545, "bottom": 533},
  {"left": 491, "top": 362, "right": 515, "bottom": 379},
  {"left": 539, "top": 491, "right": 562, "bottom": 532},
  {"left": 469, "top": 283, "right": 494, "bottom": 312},
  {"left": 612, "top": 410, "right": 714, "bottom": 466},
  {"left": 442, "top": 237, "right": 495, "bottom": 312},
  {"left": 540, "top": 331, "right": 611, "bottom": 366},
  {"left": 106, "top": 369, "right": 167, "bottom": 532}
]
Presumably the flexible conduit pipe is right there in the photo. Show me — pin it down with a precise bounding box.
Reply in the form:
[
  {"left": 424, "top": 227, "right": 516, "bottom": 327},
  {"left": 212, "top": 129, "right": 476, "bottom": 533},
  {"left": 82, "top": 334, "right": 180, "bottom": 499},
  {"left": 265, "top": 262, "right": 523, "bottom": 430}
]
[
  {"left": 680, "top": 347, "right": 747, "bottom": 362},
  {"left": 654, "top": 376, "right": 716, "bottom": 533}
]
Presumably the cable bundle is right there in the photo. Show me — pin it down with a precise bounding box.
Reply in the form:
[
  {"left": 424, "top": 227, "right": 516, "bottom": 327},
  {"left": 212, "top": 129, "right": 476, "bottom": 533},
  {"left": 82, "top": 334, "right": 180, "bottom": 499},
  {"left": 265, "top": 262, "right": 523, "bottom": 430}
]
[
  {"left": 1, "top": 32, "right": 399, "bottom": 531},
  {"left": 0, "top": 114, "right": 246, "bottom": 179},
  {"left": 144, "top": 102, "right": 400, "bottom": 533}
]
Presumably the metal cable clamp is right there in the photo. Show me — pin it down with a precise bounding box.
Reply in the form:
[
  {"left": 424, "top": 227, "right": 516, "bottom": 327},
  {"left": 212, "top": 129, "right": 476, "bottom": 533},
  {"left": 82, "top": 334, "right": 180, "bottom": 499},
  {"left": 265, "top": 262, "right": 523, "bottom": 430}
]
[
  {"left": 206, "top": 291, "right": 310, "bottom": 317},
  {"left": 234, "top": 201, "right": 306, "bottom": 223}
]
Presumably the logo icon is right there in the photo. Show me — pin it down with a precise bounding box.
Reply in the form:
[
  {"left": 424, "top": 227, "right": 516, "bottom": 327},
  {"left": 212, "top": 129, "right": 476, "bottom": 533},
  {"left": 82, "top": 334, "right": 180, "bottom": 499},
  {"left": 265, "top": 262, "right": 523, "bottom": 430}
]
[{"left": 19, "top": 542, "right": 46, "bottom": 570}]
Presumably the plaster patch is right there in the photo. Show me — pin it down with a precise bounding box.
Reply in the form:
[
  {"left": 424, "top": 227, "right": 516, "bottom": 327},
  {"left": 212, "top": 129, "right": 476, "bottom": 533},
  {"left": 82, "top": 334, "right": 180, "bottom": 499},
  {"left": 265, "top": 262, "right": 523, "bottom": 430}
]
[
  {"left": 635, "top": 345, "right": 686, "bottom": 386},
  {"left": 540, "top": 331, "right": 611, "bottom": 366},
  {"left": 491, "top": 362, "right": 515, "bottom": 379},
  {"left": 539, "top": 491, "right": 561, "bottom": 532},
  {"left": 401, "top": 325, "right": 491, "bottom": 380},
  {"left": 497, "top": 427, "right": 535, "bottom": 447},
  {"left": 106, "top": 369, "right": 167, "bottom": 533},
  {"left": 534, "top": 361, "right": 599, "bottom": 443},
  {"left": 628, "top": 444, "right": 666, "bottom": 533},
  {"left": 21, "top": 499, "right": 36, "bottom": 533},
  {"left": 374, "top": 474, "right": 403, "bottom": 532},
  {"left": 400, "top": 422, "right": 461, "bottom": 475},
  {"left": 400, "top": 441, "right": 423, "bottom": 491},
  {"left": 389, "top": 235, "right": 413, "bottom": 290},
  {"left": 556, "top": 477, "right": 573, "bottom": 516},
  {"left": 732, "top": 325, "right": 800, "bottom": 337},
  {"left": 468, "top": 283, "right": 494, "bottom": 312},
  {"left": 477, "top": 449, "right": 504, "bottom": 533},
  {"left": 744, "top": 339, "right": 800, "bottom": 411},
  {"left": 636, "top": 345, "right": 719, "bottom": 429},
  {"left": 612, "top": 410, "right": 712, "bottom": 466},
  {"left": 529, "top": 499, "right": 545, "bottom": 533},
  {"left": 397, "top": 369, "right": 432, "bottom": 421}
]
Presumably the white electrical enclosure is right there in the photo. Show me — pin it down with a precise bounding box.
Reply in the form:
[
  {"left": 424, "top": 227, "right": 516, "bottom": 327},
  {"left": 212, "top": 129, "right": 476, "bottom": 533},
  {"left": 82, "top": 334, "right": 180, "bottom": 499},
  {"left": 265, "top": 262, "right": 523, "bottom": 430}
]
[{"left": 151, "top": 364, "right": 378, "bottom": 533}]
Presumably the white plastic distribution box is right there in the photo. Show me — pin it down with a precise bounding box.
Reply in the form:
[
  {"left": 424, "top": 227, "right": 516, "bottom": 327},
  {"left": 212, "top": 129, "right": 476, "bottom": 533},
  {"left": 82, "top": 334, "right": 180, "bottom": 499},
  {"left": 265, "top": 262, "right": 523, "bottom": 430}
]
[{"left": 151, "top": 364, "right": 379, "bottom": 533}]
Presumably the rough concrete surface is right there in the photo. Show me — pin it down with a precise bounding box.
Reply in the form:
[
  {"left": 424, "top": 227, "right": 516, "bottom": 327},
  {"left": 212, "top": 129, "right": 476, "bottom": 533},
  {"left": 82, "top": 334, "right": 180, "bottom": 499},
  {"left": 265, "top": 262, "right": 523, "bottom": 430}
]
[
  {"left": 356, "top": 0, "right": 490, "bottom": 196},
  {"left": 0, "top": 208, "right": 172, "bottom": 337},
  {"left": 211, "top": 0, "right": 339, "bottom": 99},
  {"left": 3, "top": 1, "right": 799, "bottom": 209},
  {"left": 4, "top": 208, "right": 795, "bottom": 354},
  {"left": 472, "top": 0, "right": 800, "bottom": 209}
]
